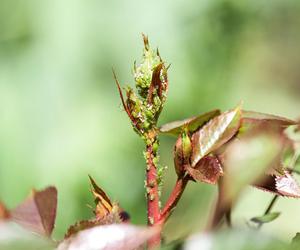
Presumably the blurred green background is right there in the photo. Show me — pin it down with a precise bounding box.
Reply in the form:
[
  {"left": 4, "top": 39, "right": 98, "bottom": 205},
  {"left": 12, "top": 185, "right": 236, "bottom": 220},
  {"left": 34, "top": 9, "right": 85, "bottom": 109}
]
[{"left": 0, "top": 0, "right": 300, "bottom": 244}]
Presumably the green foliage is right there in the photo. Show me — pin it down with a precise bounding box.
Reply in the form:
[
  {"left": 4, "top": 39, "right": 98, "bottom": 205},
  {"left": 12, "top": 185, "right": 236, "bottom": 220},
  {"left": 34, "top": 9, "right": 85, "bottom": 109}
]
[{"left": 251, "top": 212, "right": 281, "bottom": 224}]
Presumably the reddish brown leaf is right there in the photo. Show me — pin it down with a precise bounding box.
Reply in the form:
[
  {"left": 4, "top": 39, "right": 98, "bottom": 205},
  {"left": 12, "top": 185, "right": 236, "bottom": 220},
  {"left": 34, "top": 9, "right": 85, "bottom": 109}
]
[
  {"left": 58, "top": 224, "right": 160, "bottom": 250},
  {"left": 159, "top": 109, "right": 221, "bottom": 136},
  {"left": 89, "top": 176, "right": 121, "bottom": 220},
  {"left": 254, "top": 172, "right": 300, "bottom": 198},
  {"left": 186, "top": 156, "right": 223, "bottom": 184},
  {"left": 147, "top": 63, "right": 163, "bottom": 104},
  {"left": 88, "top": 176, "right": 129, "bottom": 226},
  {"left": 191, "top": 106, "right": 242, "bottom": 167},
  {"left": 11, "top": 186, "right": 57, "bottom": 237},
  {"left": 0, "top": 202, "right": 10, "bottom": 220},
  {"left": 239, "top": 111, "right": 296, "bottom": 135},
  {"left": 242, "top": 111, "right": 296, "bottom": 125}
]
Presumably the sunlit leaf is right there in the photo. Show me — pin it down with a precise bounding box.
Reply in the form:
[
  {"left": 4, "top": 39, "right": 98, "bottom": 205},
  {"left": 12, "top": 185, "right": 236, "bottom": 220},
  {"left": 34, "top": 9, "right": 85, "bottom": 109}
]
[
  {"left": 251, "top": 212, "right": 280, "bottom": 224},
  {"left": 191, "top": 106, "right": 242, "bottom": 167},
  {"left": 11, "top": 186, "right": 57, "bottom": 237},
  {"left": 159, "top": 109, "right": 221, "bottom": 136},
  {"left": 58, "top": 224, "right": 160, "bottom": 250},
  {"left": 89, "top": 175, "right": 114, "bottom": 218},
  {"left": 276, "top": 172, "right": 300, "bottom": 197},
  {"left": 186, "top": 156, "right": 223, "bottom": 184},
  {"left": 88, "top": 176, "right": 127, "bottom": 222}
]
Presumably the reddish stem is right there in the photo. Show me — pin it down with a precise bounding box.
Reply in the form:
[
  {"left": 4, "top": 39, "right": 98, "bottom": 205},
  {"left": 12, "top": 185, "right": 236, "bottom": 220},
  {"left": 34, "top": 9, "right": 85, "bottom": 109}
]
[
  {"left": 159, "top": 176, "right": 189, "bottom": 223},
  {"left": 146, "top": 142, "right": 161, "bottom": 249}
]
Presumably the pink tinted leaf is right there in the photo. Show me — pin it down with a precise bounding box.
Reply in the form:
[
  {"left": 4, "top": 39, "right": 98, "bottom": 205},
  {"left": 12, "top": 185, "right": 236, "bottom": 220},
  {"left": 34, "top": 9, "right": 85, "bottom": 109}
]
[
  {"left": 254, "top": 172, "right": 300, "bottom": 198},
  {"left": 11, "top": 186, "right": 57, "bottom": 237},
  {"left": 242, "top": 111, "right": 296, "bottom": 125},
  {"left": 159, "top": 109, "right": 221, "bottom": 136},
  {"left": 239, "top": 111, "right": 296, "bottom": 135},
  {"left": 58, "top": 224, "right": 160, "bottom": 250},
  {"left": 191, "top": 105, "right": 242, "bottom": 167},
  {"left": 186, "top": 156, "right": 223, "bottom": 184}
]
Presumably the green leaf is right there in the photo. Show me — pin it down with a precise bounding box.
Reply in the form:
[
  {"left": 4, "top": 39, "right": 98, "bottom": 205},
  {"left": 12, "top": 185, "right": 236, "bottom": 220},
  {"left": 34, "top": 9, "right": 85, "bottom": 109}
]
[
  {"left": 251, "top": 212, "right": 280, "bottom": 224},
  {"left": 190, "top": 105, "right": 242, "bottom": 167},
  {"left": 159, "top": 109, "right": 221, "bottom": 136},
  {"left": 292, "top": 233, "right": 300, "bottom": 244}
]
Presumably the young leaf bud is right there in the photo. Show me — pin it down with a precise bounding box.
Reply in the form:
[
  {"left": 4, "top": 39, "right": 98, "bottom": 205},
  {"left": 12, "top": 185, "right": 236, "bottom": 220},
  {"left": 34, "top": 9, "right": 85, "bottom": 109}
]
[{"left": 174, "top": 132, "right": 192, "bottom": 177}]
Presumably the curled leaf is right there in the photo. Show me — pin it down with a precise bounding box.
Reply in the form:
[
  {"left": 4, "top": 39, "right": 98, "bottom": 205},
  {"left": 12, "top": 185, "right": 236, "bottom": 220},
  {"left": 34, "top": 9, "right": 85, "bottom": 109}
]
[
  {"left": 58, "top": 224, "right": 160, "bottom": 250},
  {"left": 191, "top": 106, "right": 242, "bottom": 167},
  {"left": 89, "top": 176, "right": 128, "bottom": 223},
  {"left": 11, "top": 186, "right": 57, "bottom": 237},
  {"left": 186, "top": 156, "right": 223, "bottom": 184},
  {"left": 251, "top": 212, "right": 280, "bottom": 224},
  {"left": 159, "top": 109, "right": 221, "bottom": 136},
  {"left": 89, "top": 175, "right": 113, "bottom": 218}
]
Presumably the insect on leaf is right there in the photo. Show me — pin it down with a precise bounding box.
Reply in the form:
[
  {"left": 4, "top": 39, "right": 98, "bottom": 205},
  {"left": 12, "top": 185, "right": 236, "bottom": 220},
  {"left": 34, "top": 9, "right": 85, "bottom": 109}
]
[
  {"left": 159, "top": 109, "right": 221, "bottom": 136},
  {"left": 251, "top": 212, "right": 280, "bottom": 224},
  {"left": 191, "top": 105, "right": 242, "bottom": 167}
]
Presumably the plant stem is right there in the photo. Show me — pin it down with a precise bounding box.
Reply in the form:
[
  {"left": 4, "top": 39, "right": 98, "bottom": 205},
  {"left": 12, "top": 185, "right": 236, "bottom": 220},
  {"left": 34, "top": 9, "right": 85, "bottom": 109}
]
[
  {"left": 208, "top": 177, "right": 233, "bottom": 231},
  {"left": 160, "top": 176, "right": 189, "bottom": 223},
  {"left": 145, "top": 134, "right": 161, "bottom": 249}
]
